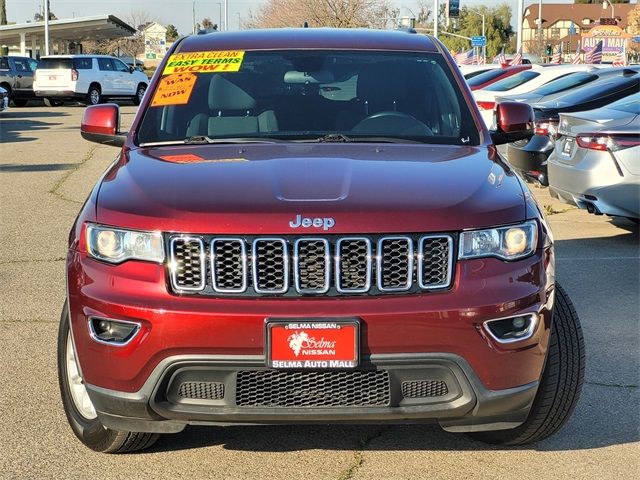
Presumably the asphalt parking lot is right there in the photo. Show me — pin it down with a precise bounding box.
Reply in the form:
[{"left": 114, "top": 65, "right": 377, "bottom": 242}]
[{"left": 1, "top": 104, "right": 638, "bottom": 479}]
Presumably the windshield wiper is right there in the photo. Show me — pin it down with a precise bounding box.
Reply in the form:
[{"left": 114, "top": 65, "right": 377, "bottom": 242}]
[
  {"left": 183, "top": 136, "right": 285, "bottom": 144},
  {"left": 313, "top": 134, "right": 423, "bottom": 144}
]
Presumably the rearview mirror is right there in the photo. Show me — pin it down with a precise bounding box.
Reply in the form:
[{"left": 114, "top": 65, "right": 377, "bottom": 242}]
[
  {"left": 80, "top": 104, "right": 127, "bottom": 147},
  {"left": 489, "top": 102, "right": 535, "bottom": 145}
]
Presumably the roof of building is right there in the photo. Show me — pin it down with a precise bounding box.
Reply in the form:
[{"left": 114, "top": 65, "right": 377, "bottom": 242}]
[
  {"left": 523, "top": 3, "right": 636, "bottom": 30},
  {"left": 176, "top": 28, "right": 439, "bottom": 54},
  {"left": 0, "top": 15, "right": 136, "bottom": 47}
]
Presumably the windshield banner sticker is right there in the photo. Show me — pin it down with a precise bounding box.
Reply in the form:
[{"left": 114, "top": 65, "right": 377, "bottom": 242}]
[
  {"left": 151, "top": 72, "right": 197, "bottom": 107},
  {"left": 162, "top": 50, "right": 245, "bottom": 75}
]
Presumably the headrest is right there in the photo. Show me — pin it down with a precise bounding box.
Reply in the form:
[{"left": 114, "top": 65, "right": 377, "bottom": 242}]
[{"left": 208, "top": 75, "right": 256, "bottom": 111}]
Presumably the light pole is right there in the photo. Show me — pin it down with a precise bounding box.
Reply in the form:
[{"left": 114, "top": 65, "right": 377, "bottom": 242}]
[
  {"left": 224, "top": 0, "right": 228, "bottom": 32},
  {"left": 602, "top": 0, "right": 614, "bottom": 19},
  {"left": 467, "top": 8, "right": 485, "bottom": 63},
  {"left": 216, "top": 2, "right": 222, "bottom": 30},
  {"left": 44, "top": 0, "right": 50, "bottom": 55},
  {"left": 538, "top": 0, "right": 543, "bottom": 55},
  {"left": 516, "top": 0, "right": 524, "bottom": 53},
  {"left": 433, "top": 0, "right": 438, "bottom": 39}
]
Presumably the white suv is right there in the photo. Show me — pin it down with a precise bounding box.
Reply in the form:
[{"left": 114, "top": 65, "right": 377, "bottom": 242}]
[{"left": 33, "top": 55, "right": 148, "bottom": 106}]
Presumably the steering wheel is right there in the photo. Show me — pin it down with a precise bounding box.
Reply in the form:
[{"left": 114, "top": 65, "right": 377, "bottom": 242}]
[{"left": 352, "top": 111, "right": 434, "bottom": 136}]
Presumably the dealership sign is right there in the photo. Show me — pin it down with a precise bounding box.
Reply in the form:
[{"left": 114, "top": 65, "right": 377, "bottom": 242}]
[{"left": 582, "top": 25, "right": 630, "bottom": 61}]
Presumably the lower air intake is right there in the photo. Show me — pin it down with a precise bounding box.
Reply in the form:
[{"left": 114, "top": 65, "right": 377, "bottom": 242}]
[
  {"left": 401, "top": 380, "right": 448, "bottom": 398},
  {"left": 235, "top": 370, "right": 391, "bottom": 407},
  {"left": 177, "top": 381, "right": 225, "bottom": 400}
]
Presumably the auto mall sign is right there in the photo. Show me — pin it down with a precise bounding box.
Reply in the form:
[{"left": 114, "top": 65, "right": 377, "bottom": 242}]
[{"left": 582, "top": 25, "right": 631, "bottom": 61}]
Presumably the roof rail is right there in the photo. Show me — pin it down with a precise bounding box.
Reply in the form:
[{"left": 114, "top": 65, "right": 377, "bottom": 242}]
[{"left": 397, "top": 27, "right": 417, "bottom": 34}]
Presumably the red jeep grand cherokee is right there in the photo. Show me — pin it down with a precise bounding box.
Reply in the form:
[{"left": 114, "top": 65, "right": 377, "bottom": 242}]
[{"left": 58, "top": 29, "right": 585, "bottom": 453}]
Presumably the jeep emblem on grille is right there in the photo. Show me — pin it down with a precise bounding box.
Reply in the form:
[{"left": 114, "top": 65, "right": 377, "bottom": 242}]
[{"left": 289, "top": 214, "right": 335, "bottom": 231}]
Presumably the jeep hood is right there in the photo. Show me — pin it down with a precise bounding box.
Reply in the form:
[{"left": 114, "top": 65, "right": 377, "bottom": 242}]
[{"left": 96, "top": 144, "right": 526, "bottom": 234}]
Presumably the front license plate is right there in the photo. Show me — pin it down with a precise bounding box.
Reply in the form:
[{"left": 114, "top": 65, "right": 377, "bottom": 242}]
[
  {"left": 266, "top": 320, "right": 359, "bottom": 369},
  {"left": 563, "top": 137, "right": 574, "bottom": 155}
]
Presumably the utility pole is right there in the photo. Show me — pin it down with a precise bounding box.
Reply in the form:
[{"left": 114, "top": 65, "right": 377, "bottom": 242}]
[
  {"left": 538, "top": 0, "right": 543, "bottom": 55},
  {"left": 516, "top": 0, "right": 523, "bottom": 53},
  {"left": 192, "top": 1, "right": 196, "bottom": 34},
  {"left": 44, "top": 0, "right": 50, "bottom": 55},
  {"left": 433, "top": 0, "right": 438, "bottom": 39},
  {"left": 468, "top": 8, "right": 486, "bottom": 64},
  {"left": 224, "top": 0, "right": 228, "bottom": 32}
]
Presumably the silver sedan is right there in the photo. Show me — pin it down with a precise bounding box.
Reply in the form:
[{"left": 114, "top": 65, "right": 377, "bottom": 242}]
[{"left": 548, "top": 93, "right": 640, "bottom": 221}]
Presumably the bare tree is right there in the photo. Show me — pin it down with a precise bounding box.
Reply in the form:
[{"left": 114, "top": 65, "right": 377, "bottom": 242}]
[
  {"left": 0, "top": 0, "right": 7, "bottom": 25},
  {"left": 245, "top": 0, "right": 391, "bottom": 29}
]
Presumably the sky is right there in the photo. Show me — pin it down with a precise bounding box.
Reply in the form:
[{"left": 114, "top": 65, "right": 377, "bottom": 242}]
[{"left": 6, "top": 0, "right": 585, "bottom": 35}]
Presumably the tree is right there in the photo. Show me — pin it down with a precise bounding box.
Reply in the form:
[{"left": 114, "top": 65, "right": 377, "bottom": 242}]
[
  {"left": 166, "top": 24, "right": 179, "bottom": 41},
  {"left": 34, "top": 1, "right": 57, "bottom": 21},
  {"left": 438, "top": 5, "right": 514, "bottom": 57},
  {"left": 0, "top": 0, "right": 7, "bottom": 25},
  {"left": 245, "top": 0, "right": 391, "bottom": 29},
  {"left": 201, "top": 18, "right": 217, "bottom": 30},
  {"left": 84, "top": 10, "right": 157, "bottom": 57},
  {"left": 628, "top": 4, "right": 640, "bottom": 59}
]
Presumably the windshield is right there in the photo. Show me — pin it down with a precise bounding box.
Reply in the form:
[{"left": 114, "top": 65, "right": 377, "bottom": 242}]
[
  {"left": 136, "top": 50, "right": 479, "bottom": 146},
  {"left": 37, "top": 58, "right": 74, "bottom": 69},
  {"left": 608, "top": 92, "right": 640, "bottom": 114},
  {"left": 484, "top": 71, "right": 540, "bottom": 92},
  {"left": 534, "top": 72, "right": 597, "bottom": 96}
]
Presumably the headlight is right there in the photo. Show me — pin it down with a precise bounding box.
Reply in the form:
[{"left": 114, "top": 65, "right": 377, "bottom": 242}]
[
  {"left": 86, "top": 223, "right": 164, "bottom": 264},
  {"left": 459, "top": 220, "right": 538, "bottom": 261}
]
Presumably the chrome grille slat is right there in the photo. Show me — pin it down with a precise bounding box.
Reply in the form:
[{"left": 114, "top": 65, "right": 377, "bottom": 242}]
[
  {"left": 169, "top": 237, "right": 206, "bottom": 291},
  {"left": 335, "top": 237, "right": 372, "bottom": 293},
  {"left": 252, "top": 238, "right": 289, "bottom": 294},
  {"left": 294, "top": 238, "right": 330, "bottom": 294},
  {"left": 418, "top": 235, "right": 453, "bottom": 289},
  {"left": 211, "top": 238, "right": 247, "bottom": 293},
  {"left": 377, "top": 236, "right": 413, "bottom": 292},
  {"left": 169, "top": 234, "right": 454, "bottom": 295}
]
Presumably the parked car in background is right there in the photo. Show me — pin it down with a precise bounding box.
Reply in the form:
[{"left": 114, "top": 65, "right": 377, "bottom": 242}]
[
  {"left": 458, "top": 64, "right": 502, "bottom": 79},
  {"left": 0, "top": 55, "right": 38, "bottom": 106},
  {"left": 548, "top": 93, "right": 640, "bottom": 221},
  {"left": 497, "top": 66, "right": 639, "bottom": 105},
  {"left": 466, "top": 65, "right": 531, "bottom": 91},
  {"left": 506, "top": 71, "right": 640, "bottom": 184},
  {"left": 474, "top": 65, "right": 608, "bottom": 128},
  {"left": 33, "top": 55, "right": 148, "bottom": 106},
  {"left": 0, "top": 84, "right": 9, "bottom": 111}
]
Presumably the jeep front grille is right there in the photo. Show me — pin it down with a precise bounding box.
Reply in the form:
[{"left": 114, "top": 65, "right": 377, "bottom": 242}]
[
  {"left": 235, "top": 370, "right": 390, "bottom": 407},
  {"left": 168, "top": 234, "right": 454, "bottom": 296}
]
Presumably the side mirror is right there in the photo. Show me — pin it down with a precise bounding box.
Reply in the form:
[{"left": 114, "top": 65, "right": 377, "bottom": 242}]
[
  {"left": 80, "top": 104, "right": 127, "bottom": 147},
  {"left": 129, "top": 65, "right": 135, "bottom": 73},
  {"left": 490, "top": 101, "right": 535, "bottom": 145}
]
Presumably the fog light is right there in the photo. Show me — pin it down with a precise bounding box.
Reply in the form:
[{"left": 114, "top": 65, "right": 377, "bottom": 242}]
[
  {"left": 484, "top": 314, "right": 537, "bottom": 344},
  {"left": 89, "top": 317, "right": 141, "bottom": 345}
]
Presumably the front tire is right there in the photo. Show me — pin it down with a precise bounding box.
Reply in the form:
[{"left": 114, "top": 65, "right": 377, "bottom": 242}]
[
  {"left": 12, "top": 98, "right": 28, "bottom": 107},
  {"left": 57, "top": 302, "right": 160, "bottom": 453},
  {"left": 133, "top": 83, "right": 146, "bottom": 105},
  {"left": 469, "top": 283, "right": 585, "bottom": 445}
]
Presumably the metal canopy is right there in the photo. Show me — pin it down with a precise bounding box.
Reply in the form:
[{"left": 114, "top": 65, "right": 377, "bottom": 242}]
[{"left": 0, "top": 15, "right": 136, "bottom": 52}]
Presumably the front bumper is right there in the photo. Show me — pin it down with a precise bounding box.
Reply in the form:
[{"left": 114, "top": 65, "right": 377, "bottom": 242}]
[
  {"left": 507, "top": 135, "right": 555, "bottom": 185},
  {"left": 85, "top": 353, "right": 539, "bottom": 434},
  {"left": 67, "top": 241, "right": 554, "bottom": 433}
]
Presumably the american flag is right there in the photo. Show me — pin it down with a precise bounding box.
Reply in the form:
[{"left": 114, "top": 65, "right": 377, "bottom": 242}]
[
  {"left": 585, "top": 41, "right": 603, "bottom": 64},
  {"left": 478, "top": 54, "right": 486, "bottom": 65},
  {"left": 551, "top": 44, "right": 562, "bottom": 64},
  {"left": 572, "top": 41, "right": 582, "bottom": 64},
  {"left": 612, "top": 50, "right": 627, "bottom": 67},
  {"left": 493, "top": 48, "right": 506, "bottom": 65},
  {"left": 509, "top": 48, "right": 523, "bottom": 66},
  {"left": 456, "top": 49, "right": 475, "bottom": 65}
]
